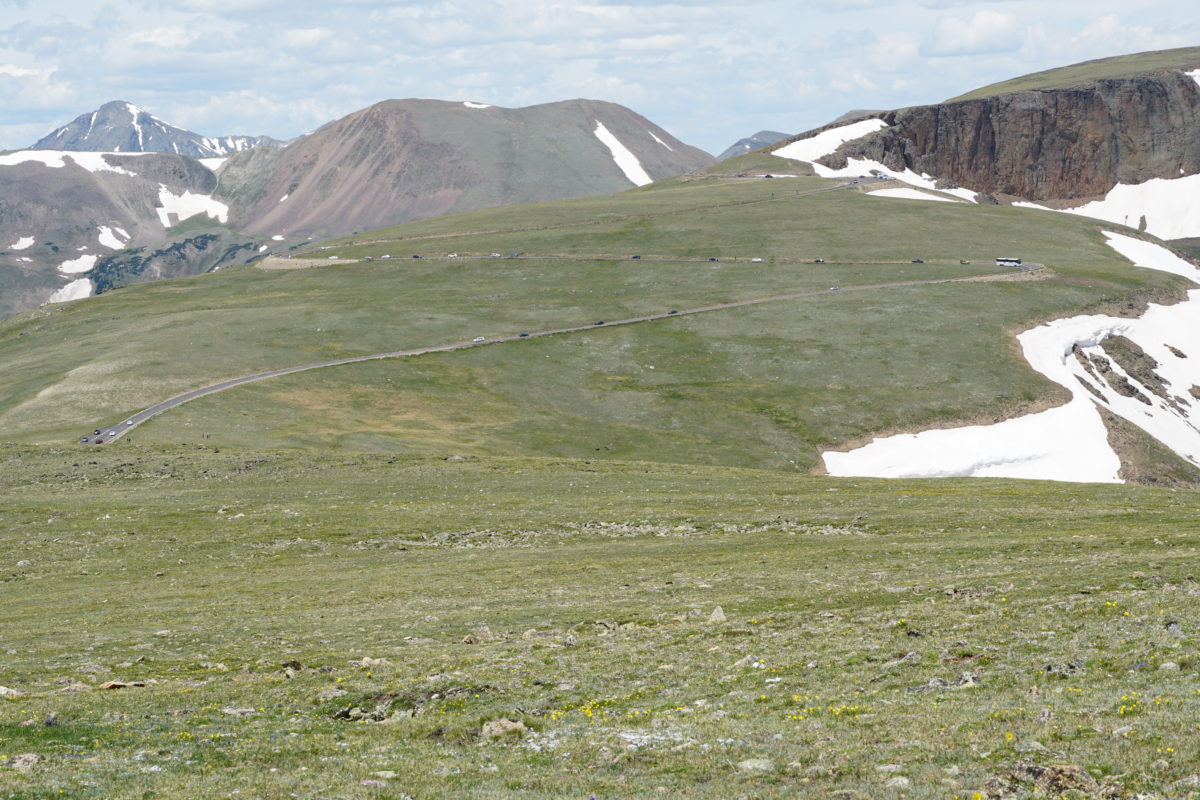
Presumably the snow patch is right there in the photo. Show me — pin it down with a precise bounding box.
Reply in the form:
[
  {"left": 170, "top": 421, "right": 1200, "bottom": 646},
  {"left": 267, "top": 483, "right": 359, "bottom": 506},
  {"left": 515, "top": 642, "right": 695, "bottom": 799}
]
[
  {"left": 97, "top": 226, "right": 129, "bottom": 250},
  {"left": 258, "top": 245, "right": 268, "bottom": 252},
  {"left": 1018, "top": 174, "right": 1200, "bottom": 240},
  {"left": 822, "top": 234, "right": 1200, "bottom": 483},
  {"left": 9, "top": 236, "right": 34, "bottom": 251},
  {"left": 46, "top": 278, "right": 92, "bottom": 304},
  {"left": 155, "top": 185, "right": 229, "bottom": 227},
  {"left": 197, "top": 157, "right": 227, "bottom": 172},
  {"left": 815, "top": 157, "right": 979, "bottom": 202},
  {"left": 57, "top": 254, "right": 97, "bottom": 274},
  {"left": 772, "top": 119, "right": 888, "bottom": 163},
  {"left": 648, "top": 130, "right": 674, "bottom": 152},
  {"left": 271, "top": 235, "right": 284, "bottom": 241},
  {"left": 867, "top": 187, "right": 958, "bottom": 203},
  {"left": 278, "top": 194, "right": 289, "bottom": 203},
  {"left": 463, "top": 101, "right": 492, "bottom": 109},
  {"left": 593, "top": 121, "right": 653, "bottom": 187},
  {"left": 1185, "top": 68, "right": 1200, "bottom": 89},
  {"left": 0, "top": 150, "right": 143, "bottom": 176}
]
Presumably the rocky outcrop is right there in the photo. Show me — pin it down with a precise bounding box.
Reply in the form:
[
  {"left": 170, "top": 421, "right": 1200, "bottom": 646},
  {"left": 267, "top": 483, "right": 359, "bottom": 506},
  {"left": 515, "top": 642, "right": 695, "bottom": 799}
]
[{"left": 819, "top": 70, "right": 1200, "bottom": 201}]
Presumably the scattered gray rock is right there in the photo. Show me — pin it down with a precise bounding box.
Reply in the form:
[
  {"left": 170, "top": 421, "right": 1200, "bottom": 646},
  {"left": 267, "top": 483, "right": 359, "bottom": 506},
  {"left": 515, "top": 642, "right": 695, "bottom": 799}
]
[
  {"left": 1175, "top": 775, "right": 1200, "bottom": 788},
  {"left": 481, "top": 718, "right": 526, "bottom": 738},
  {"left": 0, "top": 686, "right": 25, "bottom": 699},
  {"left": 317, "top": 687, "right": 347, "bottom": 701},
  {"left": 885, "top": 776, "right": 910, "bottom": 790},
  {"left": 907, "top": 672, "right": 978, "bottom": 693},
  {"left": 737, "top": 758, "right": 773, "bottom": 773},
  {"left": 1015, "top": 739, "right": 1048, "bottom": 754},
  {"left": 1158, "top": 661, "right": 1180, "bottom": 672},
  {"left": 876, "top": 764, "right": 904, "bottom": 773},
  {"left": 8, "top": 753, "right": 41, "bottom": 771},
  {"left": 707, "top": 606, "right": 727, "bottom": 624}
]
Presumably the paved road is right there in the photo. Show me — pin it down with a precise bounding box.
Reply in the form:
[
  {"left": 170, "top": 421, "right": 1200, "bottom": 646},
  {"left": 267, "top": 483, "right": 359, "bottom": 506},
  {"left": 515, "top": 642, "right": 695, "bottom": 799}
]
[{"left": 81, "top": 262, "right": 1042, "bottom": 445}]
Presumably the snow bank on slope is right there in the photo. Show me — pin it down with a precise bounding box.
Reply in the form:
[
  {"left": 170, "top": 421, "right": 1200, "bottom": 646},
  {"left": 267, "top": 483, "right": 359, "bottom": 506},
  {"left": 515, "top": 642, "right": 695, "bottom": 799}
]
[
  {"left": 155, "top": 185, "right": 229, "bottom": 227},
  {"left": 823, "top": 234, "right": 1200, "bottom": 483},
  {"left": 46, "top": 278, "right": 92, "bottom": 303},
  {"left": 197, "top": 157, "right": 227, "bottom": 172},
  {"left": 10, "top": 236, "right": 34, "bottom": 250},
  {"left": 772, "top": 119, "right": 887, "bottom": 163},
  {"left": 867, "top": 187, "right": 957, "bottom": 203},
  {"left": 817, "top": 157, "right": 979, "bottom": 202},
  {"left": 1016, "top": 174, "right": 1200, "bottom": 240},
  {"left": 97, "top": 226, "right": 129, "bottom": 250},
  {"left": 0, "top": 150, "right": 143, "bottom": 176},
  {"left": 58, "top": 254, "right": 98, "bottom": 274},
  {"left": 1185, "top": 69, "right": 1200, "bottom": 89},
  {"left": 648, "top": 130, "right": 674, "bottom": 151},
  {"left": 593, "top": 121, "right": 653, "bottom": 187},
  {"left": 463, "top": 101, "right": 492, "bottom": 109}
]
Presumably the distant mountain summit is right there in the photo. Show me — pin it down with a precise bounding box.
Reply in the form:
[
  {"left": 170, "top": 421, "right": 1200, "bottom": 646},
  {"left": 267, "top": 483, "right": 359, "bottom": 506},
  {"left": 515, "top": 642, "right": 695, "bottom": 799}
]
[
  {"left": 219, "top": 98, "right": 715, "bottom": 240},
  {"left": 31, "top": 101, "right": 283, "bottom": 157},
  {"left": 717, "top": 131, "right": 790, "bottom": 160}
]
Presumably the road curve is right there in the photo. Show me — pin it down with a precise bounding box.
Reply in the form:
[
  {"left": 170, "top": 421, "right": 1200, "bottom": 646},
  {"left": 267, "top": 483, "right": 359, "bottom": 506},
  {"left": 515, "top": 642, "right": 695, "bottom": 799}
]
[{"left": 83, "top": 264, "right": 1041, "bottom": 444}]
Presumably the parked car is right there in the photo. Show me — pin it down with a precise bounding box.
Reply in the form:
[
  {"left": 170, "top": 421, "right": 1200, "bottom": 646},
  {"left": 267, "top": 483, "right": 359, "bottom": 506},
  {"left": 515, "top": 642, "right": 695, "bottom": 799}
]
[
  {"left": 814, "top": 258, "right": 825, "bottom": 263},
  {"left": 708, "top": 257, "right": 719, "bottom": 262},
  {"left": 667, "top": 310, "right": 678, "bottom": 315},
  {"left": 473, "top": 336, "right": 485, "bottom": 343},
  {"left": 911, "top": 259, "right": 924, "bottom": 263},
  {"left": 751, "top": 257, "right": 763, "bottom": 263},
  {"left": 594, "top": 321, "right": 605, "bottom": 326},
  {"left": 829, "top": 286, "right": 839, "bottom": 291},
  {"left": 518, "top": 333, "right": 529, "bottom": 338},
  {"left": 412, "top": 254, "right": 422, "bottom": 259},
  {"left": 631, "top": 255, "right": 641, "bottom": 260},
  {"left": 491, "top": 253, "right": 501, "bottom": 258},
  {"left": 447, "top": 253, "right": 458, "bottom": 258},
  {"left": 124, "top": 419, "right": 133, "bottom": 425}
]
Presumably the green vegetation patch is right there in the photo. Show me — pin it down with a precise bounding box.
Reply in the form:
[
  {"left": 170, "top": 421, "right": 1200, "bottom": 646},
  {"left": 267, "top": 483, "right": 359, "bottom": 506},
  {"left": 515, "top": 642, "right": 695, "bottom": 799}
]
[
  {"left": 1, "top": 445, "right": 1198, "bottom": 798},
  {"left": 949, "top": 45, "right": 1200, "bottom": 101}
]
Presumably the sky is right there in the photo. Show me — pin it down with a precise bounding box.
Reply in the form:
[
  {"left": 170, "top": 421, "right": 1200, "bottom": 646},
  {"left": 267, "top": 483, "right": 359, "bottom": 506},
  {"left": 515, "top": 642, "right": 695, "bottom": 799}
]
[{"left": 0, "top": 0, "right": 1197, "bottom": 156}]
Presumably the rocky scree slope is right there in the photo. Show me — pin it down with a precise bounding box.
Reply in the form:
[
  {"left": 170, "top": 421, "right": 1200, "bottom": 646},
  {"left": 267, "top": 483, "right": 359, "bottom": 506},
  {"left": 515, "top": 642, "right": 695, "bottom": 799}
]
[
  {"left": 0, "top": 151, "right": 252, "bottom": 317},
  {"left": 32, "top": 101, "right": 283, "bottom": 157},
  {"left": 216, "top": 98, "right": 715, "bottom": 241}
]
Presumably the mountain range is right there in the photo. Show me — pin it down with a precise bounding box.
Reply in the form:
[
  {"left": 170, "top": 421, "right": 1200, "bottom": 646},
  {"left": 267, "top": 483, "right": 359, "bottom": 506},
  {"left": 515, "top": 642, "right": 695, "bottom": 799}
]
[
  {"left": 31, "top": 100, "right": 284, "bottom": 157},
  {"left": 1, "top": 98, "right": 714, "bottom": 317}
]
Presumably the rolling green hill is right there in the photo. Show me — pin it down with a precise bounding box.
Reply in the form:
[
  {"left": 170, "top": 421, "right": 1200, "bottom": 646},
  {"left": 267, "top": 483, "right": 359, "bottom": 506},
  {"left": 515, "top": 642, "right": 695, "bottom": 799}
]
[
  {"left": 3, "top": 114, "right": 1200, "bottom": 800},
  {"left": 0, "top": 162, "right": 1186, "bottom": 474},
  {"left": 948, "top": 45, "right": 1200, "bottom": 101}
]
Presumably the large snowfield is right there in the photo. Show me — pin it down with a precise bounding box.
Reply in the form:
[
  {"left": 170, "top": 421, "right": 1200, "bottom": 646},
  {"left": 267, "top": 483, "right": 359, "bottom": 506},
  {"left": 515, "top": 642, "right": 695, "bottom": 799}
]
[
  {"left": 823, "top": 233, "right": 1200, "bottom": 483},
  {"left": 1015, "top": 174, "right": 1200, "bottom": 240},
  {"left": 155, "top": 185, "right": 229, "bottom": 226}
]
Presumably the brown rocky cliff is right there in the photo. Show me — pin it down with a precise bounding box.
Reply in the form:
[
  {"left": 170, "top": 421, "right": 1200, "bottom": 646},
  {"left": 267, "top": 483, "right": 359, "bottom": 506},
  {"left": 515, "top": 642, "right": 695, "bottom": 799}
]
[{"left": 819, "top": 70, "right": 1200, "bottom": 200}]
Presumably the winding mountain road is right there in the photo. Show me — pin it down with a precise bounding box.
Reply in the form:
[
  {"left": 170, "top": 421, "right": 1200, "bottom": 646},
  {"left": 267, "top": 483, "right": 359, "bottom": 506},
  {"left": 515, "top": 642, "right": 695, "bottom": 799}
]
[{"left": 82, "top": 262, "right": 1043, "bottom": 444}]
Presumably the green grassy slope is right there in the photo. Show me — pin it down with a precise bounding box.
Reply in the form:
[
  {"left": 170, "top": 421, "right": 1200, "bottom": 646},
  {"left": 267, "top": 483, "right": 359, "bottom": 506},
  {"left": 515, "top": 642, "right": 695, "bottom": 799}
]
[
  {"left": 1, "top": 445, "right": 1197, "bottom": 798},
  {"left": 949, "top": 46, "right": 1200, "bottom": 101},
  {"left": 0, "top": 170, "right": 1186, "bottom": 471}
]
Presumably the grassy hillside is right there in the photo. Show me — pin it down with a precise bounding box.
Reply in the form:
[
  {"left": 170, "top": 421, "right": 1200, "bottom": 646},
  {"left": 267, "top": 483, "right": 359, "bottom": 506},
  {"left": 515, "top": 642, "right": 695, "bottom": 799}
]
[
  {"left": 1, "top": 445, "right": 1197, "bottom": 798},
  {"left": 0, "top": 168, "right": 1187, "bottom": 473},
  {"left": 949, "top": 46, "right": 1200, "bottom": 101}
]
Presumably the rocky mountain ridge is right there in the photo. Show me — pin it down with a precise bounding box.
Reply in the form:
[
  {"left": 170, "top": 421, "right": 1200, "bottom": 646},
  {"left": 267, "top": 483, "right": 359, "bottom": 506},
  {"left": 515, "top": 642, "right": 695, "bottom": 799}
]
[
  {"left": 819, "top": 69, "right": 1200, "bottom": 202},
  {"left": 217, "top": 98, "right": 715, "bottom": 241},
  {"left": 32, "top": 101, "right": 284, "bottom": 157}
]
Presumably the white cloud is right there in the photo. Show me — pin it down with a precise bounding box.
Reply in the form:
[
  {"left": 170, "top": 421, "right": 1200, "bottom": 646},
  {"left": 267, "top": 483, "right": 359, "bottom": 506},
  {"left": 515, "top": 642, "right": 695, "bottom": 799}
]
[{"left": 921, "top": 9, "right": 1021, "bottom": 57}]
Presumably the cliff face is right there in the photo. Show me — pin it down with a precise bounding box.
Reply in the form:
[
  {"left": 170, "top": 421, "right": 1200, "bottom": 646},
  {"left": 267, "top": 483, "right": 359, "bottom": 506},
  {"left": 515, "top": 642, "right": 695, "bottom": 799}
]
[{"left": 822, "top": 71, "right": 1200, "bottom": 200}]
